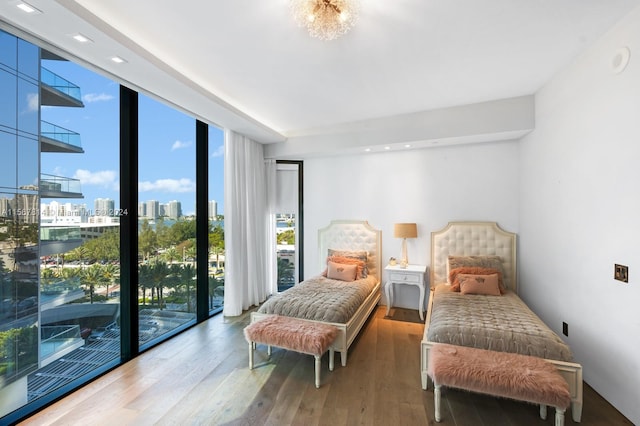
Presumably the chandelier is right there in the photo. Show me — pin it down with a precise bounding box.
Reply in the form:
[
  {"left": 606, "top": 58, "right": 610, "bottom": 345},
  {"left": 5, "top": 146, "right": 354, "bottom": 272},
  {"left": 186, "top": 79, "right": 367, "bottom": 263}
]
[{"left": 290, "top": 0, "right": 361, "bottom": 41}]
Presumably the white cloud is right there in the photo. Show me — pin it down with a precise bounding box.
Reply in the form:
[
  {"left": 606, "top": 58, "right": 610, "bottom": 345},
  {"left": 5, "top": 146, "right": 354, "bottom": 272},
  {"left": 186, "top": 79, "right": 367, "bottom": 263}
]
[
  {"left": 83, "top": 93, "right": 114, "bottom": 103},
  {"left": 26, "top": 93, "right": 39, "bottom": 112},
  {"left": 73, "top": 169, "right": 118, "bottom": 189},
  {"left": 171, "top": 140, "right": 193, "bottom": 151},
  {"left": 210, "top": 144, "right": 224, "bottom": 158},
  {"left": 139, "top": 178, "right": 195, "bottom": 193}
]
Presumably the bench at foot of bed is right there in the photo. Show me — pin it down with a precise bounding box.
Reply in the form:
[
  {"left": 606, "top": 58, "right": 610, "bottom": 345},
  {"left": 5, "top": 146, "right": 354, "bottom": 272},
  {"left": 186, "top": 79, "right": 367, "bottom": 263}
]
[
  {"left": 244, "top": 315, "right": 338, "bottom": 388},
  {"left": 428, "top": 343, "right": 572, "bottom": 425}
]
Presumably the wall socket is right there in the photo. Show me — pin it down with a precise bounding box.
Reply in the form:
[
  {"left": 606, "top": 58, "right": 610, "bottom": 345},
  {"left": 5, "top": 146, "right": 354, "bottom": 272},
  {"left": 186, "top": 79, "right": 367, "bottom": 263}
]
[
  {"left": 562, "top": 322, "right": 568, "bottom": 337},
  {"left": 614, "top": 264, "right": 629, "bottom": 283}
]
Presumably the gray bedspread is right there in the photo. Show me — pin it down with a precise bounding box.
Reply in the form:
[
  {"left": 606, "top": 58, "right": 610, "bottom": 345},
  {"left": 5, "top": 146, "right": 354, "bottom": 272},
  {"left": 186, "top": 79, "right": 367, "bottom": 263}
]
[
  {"left": 257, "top": 275, "right": 377, "bottom": 323},
  {"left": 427, "top": 285, "right": 573, "bottom": 362}
]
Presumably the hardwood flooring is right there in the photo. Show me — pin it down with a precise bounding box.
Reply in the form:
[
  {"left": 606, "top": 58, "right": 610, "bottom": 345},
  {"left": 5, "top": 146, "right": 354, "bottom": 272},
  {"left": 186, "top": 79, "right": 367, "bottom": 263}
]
[{"left": 20, "top": 307, "right": 632, "bottom": 426}]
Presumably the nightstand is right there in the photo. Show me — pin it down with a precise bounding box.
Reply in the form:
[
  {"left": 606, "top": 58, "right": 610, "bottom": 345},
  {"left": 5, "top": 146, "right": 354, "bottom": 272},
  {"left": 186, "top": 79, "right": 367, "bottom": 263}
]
[{"left": 385, "top": 264, "right": 427, "bottom": 320}]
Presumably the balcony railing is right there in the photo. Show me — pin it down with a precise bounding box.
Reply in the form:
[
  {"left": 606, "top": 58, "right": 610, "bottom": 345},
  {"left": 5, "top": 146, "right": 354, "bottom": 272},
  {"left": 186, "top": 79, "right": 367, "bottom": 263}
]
[
  {"left": 41, "top": 277, "right": 82, "bottom": 294},
  {"left": 41, "top": 67, "right": 82, "bottom": 103},
  {"left": 41, "top": 120, "right": 83, "bottom": 151},
  {"left": 40, "top": 226, "right": 81, "bottom": 242},
  {"left": 40, "top": 174, "right": 82, "bottom": 197},
  {"left": 40, "top": 325, "right": 82, "bottom": 358}
]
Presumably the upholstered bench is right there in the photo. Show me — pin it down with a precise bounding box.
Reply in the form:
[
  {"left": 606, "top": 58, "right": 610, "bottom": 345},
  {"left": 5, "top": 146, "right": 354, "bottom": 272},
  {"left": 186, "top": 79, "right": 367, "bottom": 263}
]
[
  {"left": 428, "top": 343, "right": 571, "bottom": 425},
  {"left": 244, "top": 315, "right": 338, "bottom": 388}
]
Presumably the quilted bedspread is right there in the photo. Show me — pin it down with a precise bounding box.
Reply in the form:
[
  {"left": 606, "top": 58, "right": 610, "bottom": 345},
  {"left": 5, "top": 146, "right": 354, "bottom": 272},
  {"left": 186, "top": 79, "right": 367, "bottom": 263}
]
[
  {"left": 427, "top": 285, "right": 573, "bottom": 362},
  {"left": 257, "top": 275, "right": 377, "bottom": 323}
]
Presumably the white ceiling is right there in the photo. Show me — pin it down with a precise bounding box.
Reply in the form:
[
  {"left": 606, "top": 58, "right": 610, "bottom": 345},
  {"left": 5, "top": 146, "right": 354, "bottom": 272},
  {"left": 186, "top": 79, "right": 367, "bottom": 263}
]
[{"left": 1, "top": 0, "right": 639, "bottom": 148}]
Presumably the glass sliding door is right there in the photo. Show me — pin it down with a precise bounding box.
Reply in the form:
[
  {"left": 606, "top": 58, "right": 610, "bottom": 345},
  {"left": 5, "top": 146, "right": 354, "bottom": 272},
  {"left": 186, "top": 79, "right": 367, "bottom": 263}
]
[
  {"left": 275, "top": 161, "right": 302, "bottom": 291},
  {"left": 137, "top": 95, "right": 197, "bottom": 348}
]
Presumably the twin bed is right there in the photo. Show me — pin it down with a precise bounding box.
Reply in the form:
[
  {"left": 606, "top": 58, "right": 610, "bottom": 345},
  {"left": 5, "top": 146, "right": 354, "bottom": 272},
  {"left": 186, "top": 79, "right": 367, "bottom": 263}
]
[
  {"left": 251, "top": 220, "right": 382, "bottom": 367},
  {"left": 421, "top": 221, "right": 583, "bottom": 422},
  {"left": 250, "top": 220, "right": 583, "bottom": 422}
]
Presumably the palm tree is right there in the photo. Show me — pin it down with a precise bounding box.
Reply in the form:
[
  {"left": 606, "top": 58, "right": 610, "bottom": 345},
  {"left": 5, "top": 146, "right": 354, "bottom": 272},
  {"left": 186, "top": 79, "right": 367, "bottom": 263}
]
[
  {"left": 163, "top": 246, "right": 179, "bottom": 265},
  {"left": 151, "top": 261, "right": 170, "bottom": 309},
  {"left": 138, "top": 264, "right": 153, "bottom": 306},
  {"left": 179, "top": 264, "right": 196, "bottom": 312},
  {"left": 81, "top": 265, "right": 103, "bottom": 303},
  {"left": 102, "top": 263, "right": 119, "bottom": 299}
]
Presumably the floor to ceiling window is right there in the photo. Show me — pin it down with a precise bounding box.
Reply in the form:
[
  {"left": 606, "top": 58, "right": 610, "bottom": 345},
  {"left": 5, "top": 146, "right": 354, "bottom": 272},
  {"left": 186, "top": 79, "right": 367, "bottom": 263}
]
[
  {"left": 0, "top": 29, "right": 121, "bottom": 419},
  {"left": 0, "top": 27, "right": 226, "bottom": 423},
  {"left": 137, "top": 95, "right": 198, "bottom": 349},
  {"left": 275, "top": 161, "right": 303, "bottom": 291},
  {"left": 208, "top": 126, "right": 225, "bottom": 314}
]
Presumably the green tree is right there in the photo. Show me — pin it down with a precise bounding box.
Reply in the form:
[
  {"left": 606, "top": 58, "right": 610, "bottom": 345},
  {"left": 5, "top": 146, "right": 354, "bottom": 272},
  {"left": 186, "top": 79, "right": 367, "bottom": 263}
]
[
  {"left": 81, "top": 265, "right": 104, "bottom": 303},
  {"left": 277, "top": 229, "right": 295, "bottom": 245},
  {"left": 178, "top": 264, "right": 196, "bottom": 312},
  {"left": 163, "top": 246, "right": 179, "bottom": 264},
  {"left": 139, "top": 220, "right": 157, "bottom": 262},
  {"left": 138, "top": 264, "right": 153, "bottom": 306}
]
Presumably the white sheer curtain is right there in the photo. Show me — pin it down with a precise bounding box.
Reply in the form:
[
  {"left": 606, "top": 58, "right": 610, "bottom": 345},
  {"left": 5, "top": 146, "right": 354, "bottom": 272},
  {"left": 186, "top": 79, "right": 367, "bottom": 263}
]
[{"left": 223, "top": 129, "right": 276, "bottom": 316}]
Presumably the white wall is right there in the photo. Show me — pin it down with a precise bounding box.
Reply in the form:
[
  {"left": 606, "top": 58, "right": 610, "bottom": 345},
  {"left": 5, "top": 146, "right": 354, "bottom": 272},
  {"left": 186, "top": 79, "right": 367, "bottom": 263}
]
[
  {"left": 519, "top": 6, "right": 640, "bottom": 424},
  {"left": 303, "top": 141, "right": 519, "bottom": 310}
]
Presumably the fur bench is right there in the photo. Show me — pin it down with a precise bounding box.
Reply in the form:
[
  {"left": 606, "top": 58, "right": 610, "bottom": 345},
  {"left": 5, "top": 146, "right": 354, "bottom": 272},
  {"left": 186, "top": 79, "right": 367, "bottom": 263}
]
[
  {"left": 244, "top": 315, "right": 338, "bottom": 388},
  {"left": 428, "top": 343, "right": 571, "bottom": 425}
]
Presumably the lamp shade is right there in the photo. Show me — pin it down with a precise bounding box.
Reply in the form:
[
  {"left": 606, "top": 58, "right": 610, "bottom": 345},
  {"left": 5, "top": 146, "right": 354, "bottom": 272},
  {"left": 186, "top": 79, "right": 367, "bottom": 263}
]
[{"left": 394, "top": 223, "right": 417, "bottom": 239}]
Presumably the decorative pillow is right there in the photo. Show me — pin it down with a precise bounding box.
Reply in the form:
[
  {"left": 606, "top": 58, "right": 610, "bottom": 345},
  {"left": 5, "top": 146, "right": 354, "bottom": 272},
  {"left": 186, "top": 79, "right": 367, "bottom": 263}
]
[
  {"left": 449, "top": 266, "right": 505, "bottom": 293},
  {"left": 326, "top": 261, "right": 357, "bottom": 282},
  {"left": 447, "top": 255, "right": 505, "bottom": 287},
  {"left": 458, "top": 273, "right": 501, "bottom": 296},
  {"left": 322, "top": 255, "right": 365, "bottom": 279},
  {"left": 328, "top": 249, "right": 368, "bottom": 277}
]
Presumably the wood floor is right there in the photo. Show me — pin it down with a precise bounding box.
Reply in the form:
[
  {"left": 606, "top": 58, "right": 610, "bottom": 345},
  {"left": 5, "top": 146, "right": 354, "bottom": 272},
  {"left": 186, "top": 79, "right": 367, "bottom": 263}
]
[{"left": 20, "top": 307, "right": 631, "bottom": 426}]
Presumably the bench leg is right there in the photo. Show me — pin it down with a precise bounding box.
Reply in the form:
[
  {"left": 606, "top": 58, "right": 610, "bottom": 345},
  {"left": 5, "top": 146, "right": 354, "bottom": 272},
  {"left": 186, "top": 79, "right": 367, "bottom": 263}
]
[
  {"left": 314, "top": 355, "right": 321, "bottom": 388},
  {"left": 434, "top": 383, "right": 442, "bottom": 422},
  {"left": 329, "top": 349, "right": 335, "bottom": 371},
  {"left": 248, "top": 342, "right": 254, "bottom": 369},
  {"left": 555, "top": 407, "right": 565, "bottom": 426},
  {"left": 341, "top": 351, "right": 347, "bottom": 367},
  {"left": 540, "top": 404, "right": 547, "bottom": 420},
  {"left": 267, "top": 345, "right": 272, "bottom": 358}
]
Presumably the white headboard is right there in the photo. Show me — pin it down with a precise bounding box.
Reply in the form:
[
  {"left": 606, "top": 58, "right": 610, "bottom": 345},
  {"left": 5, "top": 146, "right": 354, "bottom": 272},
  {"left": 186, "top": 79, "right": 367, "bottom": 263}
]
[
  {"left": 318, "top": 220, "right": 382, "bottom": 283},
  {"left": 431, "top": 221, "right": 517, "bottom": 292}
]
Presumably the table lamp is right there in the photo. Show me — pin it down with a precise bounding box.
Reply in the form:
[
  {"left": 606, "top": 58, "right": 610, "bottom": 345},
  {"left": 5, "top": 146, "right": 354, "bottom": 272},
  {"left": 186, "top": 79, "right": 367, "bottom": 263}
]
[{"left": 394, "top": 223, "right": 417, "bottom": 268}]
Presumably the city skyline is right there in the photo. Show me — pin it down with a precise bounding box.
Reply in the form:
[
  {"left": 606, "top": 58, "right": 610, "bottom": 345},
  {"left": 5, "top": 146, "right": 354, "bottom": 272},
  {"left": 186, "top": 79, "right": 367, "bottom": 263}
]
[
  {"left": 39, "top": 59, "right": 225, "bottom": 217},
  {"left": 40, "top": 197, "right": 221, "bottom": 219}
]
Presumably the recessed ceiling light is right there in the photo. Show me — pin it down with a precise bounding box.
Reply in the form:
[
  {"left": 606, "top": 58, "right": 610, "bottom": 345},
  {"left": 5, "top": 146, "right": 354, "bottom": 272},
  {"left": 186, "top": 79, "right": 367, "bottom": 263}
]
[
  {"left": 364, "top": 148, "right": 371, "bottom": 152},
  {"left": 72, "top": 33, "right": 93, "bottom": 43},
  {"left": 16, "top": 1, "right": 41, "bottom": 14},
  {"left": 384, "top": 146, "right": 391, "bottom": 150},
  {"left": 111, "top": 56, "right": 127, "bottom": 64},
  {"left": 404, "top": 144, "right": 411, "bottom": 148}
]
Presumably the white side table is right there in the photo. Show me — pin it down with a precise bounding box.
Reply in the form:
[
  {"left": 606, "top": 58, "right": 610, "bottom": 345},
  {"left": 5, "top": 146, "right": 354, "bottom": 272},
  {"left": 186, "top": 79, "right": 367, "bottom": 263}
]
[{"left": 385, "top": 264, "right": 427, "bottom": 320}]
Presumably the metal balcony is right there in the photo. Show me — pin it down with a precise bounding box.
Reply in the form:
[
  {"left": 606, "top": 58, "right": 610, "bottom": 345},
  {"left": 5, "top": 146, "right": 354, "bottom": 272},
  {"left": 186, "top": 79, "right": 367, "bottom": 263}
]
[
  {"left": 40, "top": 174, "right": 83, "bottom": 199},
  {"left": 40, "top": 67, "right": 84, "bottom": 108},
  {"left": 40, "top": 121, "right": 84, "bottom": 153}
]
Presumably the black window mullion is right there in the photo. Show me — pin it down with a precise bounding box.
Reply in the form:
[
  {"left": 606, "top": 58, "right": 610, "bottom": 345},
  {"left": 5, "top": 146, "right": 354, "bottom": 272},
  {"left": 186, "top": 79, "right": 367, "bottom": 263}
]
[
  {"left": 196, "top": 120, "right": 209, "bottom": 322},
  {"left": 120, "top": 85, "right": 139, "bottom": 358}
]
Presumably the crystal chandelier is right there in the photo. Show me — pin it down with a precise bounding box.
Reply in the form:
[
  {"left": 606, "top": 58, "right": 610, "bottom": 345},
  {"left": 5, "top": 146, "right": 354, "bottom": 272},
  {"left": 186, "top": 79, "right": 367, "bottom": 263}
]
[{"left": 290, "top": 0, "right": 361, "bottom": 41}]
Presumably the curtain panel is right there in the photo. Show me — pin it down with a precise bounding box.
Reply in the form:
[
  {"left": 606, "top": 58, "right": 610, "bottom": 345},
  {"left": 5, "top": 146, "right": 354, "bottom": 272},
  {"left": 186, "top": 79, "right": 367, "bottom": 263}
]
[{"left": 223, "top": 130, "right": 276, "bottom": 316}]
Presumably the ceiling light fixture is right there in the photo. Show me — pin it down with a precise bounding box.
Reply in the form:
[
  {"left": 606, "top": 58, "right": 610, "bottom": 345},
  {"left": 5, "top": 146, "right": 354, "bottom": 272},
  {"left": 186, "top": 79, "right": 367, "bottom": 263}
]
[
  {"left": 110, "top": 56, "right": 127, "bottom": 64},
  {"left": 72, "top": 34, "right": 93, "bottom": 43},
  {"left": 16, "top": 1, "right": 41, "bottom": 14},
  {"left": 290, "top": 0, "right": 360, "bottom": 41}
]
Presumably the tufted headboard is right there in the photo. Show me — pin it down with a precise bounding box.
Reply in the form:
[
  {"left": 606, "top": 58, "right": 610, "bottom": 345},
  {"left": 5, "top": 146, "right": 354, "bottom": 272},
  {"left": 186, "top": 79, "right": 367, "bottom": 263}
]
[
  {"left": 318, "top": 220, "right": 382, "bottom": 284},
  {"left": 431, "top": 221, "right": 517, "bottom": 292}
]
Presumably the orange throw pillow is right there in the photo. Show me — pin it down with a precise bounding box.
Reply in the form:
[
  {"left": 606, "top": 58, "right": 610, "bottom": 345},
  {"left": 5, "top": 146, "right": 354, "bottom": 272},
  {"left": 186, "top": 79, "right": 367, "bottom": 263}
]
[{"left": 449, "top": 267, "right": 505, "bottom": 293}]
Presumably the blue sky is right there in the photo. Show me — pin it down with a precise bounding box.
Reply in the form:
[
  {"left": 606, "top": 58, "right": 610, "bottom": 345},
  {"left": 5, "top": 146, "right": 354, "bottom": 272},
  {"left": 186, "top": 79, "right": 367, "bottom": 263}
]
[{"left": 41, "top": 59, "right": 225, "bottom": 216}]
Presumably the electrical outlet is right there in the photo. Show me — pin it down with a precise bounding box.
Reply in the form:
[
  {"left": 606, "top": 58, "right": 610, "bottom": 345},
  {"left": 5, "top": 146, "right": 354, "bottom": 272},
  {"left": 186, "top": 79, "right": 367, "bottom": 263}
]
[
  {"left": 562, "top": 322, "right": 568, "bottom": 337},
  {"left": 614, "top": 264, "right": 629, "bottom": 283}
]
